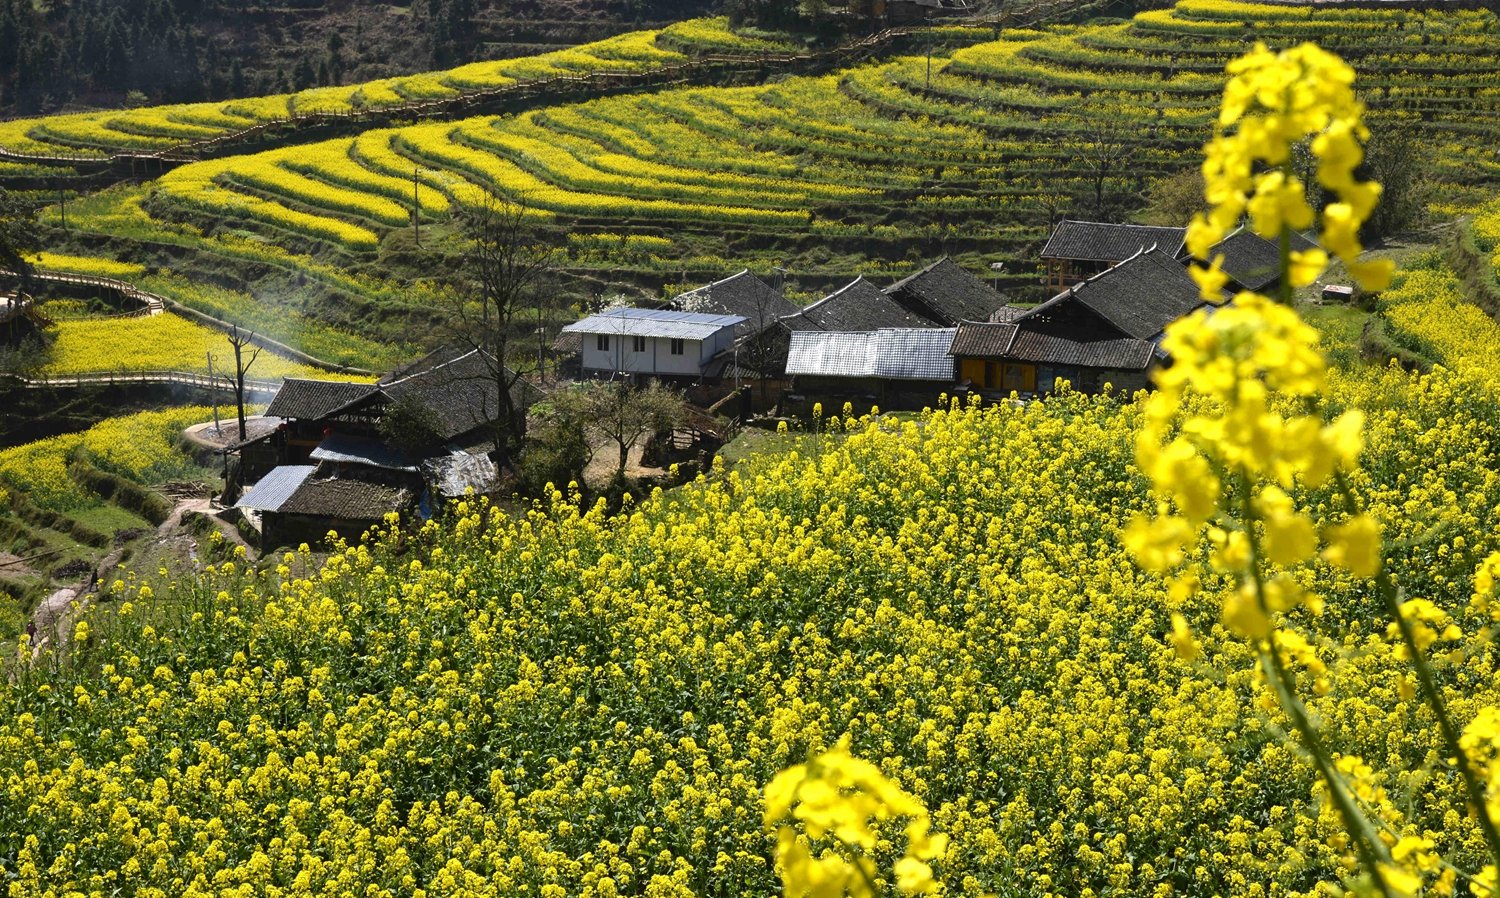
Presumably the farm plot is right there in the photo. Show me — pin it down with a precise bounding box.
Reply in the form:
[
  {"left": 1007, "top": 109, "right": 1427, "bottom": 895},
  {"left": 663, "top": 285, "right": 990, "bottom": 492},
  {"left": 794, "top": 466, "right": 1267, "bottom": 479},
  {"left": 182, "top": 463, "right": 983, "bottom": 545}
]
[
  {"left": 124, "top": 0, "right": 1500, "bottom": 281},
  {"left": 0, "top": 19, "right": 787, "bottom": 160}
]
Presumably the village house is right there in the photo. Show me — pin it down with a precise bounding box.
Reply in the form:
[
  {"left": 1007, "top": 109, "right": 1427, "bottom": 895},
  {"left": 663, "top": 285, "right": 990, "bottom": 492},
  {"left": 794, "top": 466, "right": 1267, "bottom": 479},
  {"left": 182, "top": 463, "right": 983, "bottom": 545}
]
[
  {"left": 1039, "top": 220, "right": 1187, "bottom": 293},
  {"left": 1206, "top": 226, "right": 1320, "bottom": 294},
  {"left": 952, "top": 246, "right": 1216, "bottom": 396},
  {"left": 561, "top": 308, "right": 746, "bottom": 381},
  {"left": 235, "top": 348, "right": 533, "bottom": 549},
  {"left": 783, "top": 327, "right": 957, "bottom": 413},
  {"left": 883, "top": 257, "right": 1009, "bottom": 326}
]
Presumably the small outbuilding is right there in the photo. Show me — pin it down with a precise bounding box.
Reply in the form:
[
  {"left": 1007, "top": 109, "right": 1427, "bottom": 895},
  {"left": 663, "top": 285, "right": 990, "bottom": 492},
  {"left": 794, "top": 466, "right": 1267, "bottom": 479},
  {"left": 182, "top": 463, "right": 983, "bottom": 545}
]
[{"left": 784, "top": 327, "right": 957, "bottom": 413}]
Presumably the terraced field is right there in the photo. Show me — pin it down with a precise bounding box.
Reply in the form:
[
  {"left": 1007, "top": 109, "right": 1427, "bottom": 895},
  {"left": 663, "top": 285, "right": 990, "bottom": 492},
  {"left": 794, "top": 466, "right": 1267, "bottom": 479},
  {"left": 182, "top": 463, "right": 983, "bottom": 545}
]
[
  {"left": 109, "top": 1, "right": 1500, "bottom": 286},
  {"left": 0, "top": 19, "right": 794, "bottom": 160}
]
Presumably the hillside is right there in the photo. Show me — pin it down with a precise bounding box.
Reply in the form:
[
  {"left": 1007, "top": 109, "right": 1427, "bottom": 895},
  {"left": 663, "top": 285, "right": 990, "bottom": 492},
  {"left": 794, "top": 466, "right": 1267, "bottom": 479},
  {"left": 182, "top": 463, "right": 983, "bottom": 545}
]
[
  {"left": 0, "top": 0, "right": 726, "bottom": 117},
  {"left": 4, "top": 285, "right": 1500, "bottom": 893},
  {"left": 12, "top": 0, "right": 1500, "bottom": 372}
]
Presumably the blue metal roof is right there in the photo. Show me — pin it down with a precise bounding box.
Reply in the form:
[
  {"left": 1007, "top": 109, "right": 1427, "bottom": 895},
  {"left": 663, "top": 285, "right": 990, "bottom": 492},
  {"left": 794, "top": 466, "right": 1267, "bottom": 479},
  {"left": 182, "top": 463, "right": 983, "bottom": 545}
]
[
  {"left": 236, "top": 465, "right": 317, "bottom": 513},
  {"left": 562, "top": 308, "right": 746, "bottom": 341}
]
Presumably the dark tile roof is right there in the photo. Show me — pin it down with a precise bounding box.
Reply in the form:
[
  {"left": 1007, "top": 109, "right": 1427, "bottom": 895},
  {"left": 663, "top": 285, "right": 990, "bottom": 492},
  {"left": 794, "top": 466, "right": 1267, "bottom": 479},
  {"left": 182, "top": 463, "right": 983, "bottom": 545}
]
[
  {"left": 949, "top": 322, "right": 1019, "bottom": 357},
  {"left": 1021, "top": 248, "right": 1210, "bottom": 341},
  {"left": 264, "top": 378, "right": 377, "bottom": 421},
  {"left": 949, "top": 321, "right": 1154, "bottom": 370},
  {"left": 1208, "top": 228, "right": 1319, "bottom": 293},
  {"left": 781, "top": 277, "right": 936, "bottom": 332},
  {"left": 277, "top": 474, "right": 413, "bottom": 519},
  {"left": 1041, "top": 220, "right": 1187, "bottom": 263},
  {"left": 377, "top": 349, "right": 538, "bottom": 442},
  {"left": 884, "top": 258, "right": 1007, "bottom": 326},
  {"left": 1008, "top": 330, "right": 1155, "bottom": 370},
  {"left": 327, "top": 349, "right": 540, "bottom": 444},
  {"left": 673, "top": 270, "right": 799, "bottom": 336}
]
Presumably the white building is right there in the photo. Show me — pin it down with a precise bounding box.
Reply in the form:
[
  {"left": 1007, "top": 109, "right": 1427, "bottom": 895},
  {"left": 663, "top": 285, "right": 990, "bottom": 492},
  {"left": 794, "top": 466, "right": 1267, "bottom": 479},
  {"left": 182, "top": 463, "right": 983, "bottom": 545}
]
[{"left": 561, "top": 308, "right": 746, "bottom": 379}]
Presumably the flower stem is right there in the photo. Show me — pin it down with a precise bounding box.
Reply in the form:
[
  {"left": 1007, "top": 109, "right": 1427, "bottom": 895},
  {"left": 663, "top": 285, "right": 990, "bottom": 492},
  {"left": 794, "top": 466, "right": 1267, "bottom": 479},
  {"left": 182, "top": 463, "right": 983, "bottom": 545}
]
[
  {"left": 1240, "top": 479, "right": 1394, "bottom": 894},
  {"left": 1334, "top": 471, "right": 1500, "bottom": 869}
]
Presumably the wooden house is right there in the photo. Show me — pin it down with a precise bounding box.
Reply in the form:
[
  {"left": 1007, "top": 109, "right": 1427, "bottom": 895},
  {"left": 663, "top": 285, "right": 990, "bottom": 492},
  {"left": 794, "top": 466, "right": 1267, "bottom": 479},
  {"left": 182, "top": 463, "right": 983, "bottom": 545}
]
[
  {"left": 236, "top": 464, "right": 417, "bottom": 551},
  {"left": 949, "top": 321, "right": 1157, "bottom": 396},
  {"left": 784, "top": 327, "right": 957, "bottom": 413},
  {"left": 883, "top": 258, "right": 1008, "bottom": 326},
  {"left": 1206, "top": 227, "right": 1319, "bottom": 294},
  {"left": 1040, "top": 220, "right": 1187, "bottom": 293},
  {"left": 236, "top": 348, "right": 531, "bottom": 548},
  {"left": 562, "top": 308, "right": 746, "bottom": 381},
  {"left": 951, "top": 246, "right": 1217, "bottom": 397}
]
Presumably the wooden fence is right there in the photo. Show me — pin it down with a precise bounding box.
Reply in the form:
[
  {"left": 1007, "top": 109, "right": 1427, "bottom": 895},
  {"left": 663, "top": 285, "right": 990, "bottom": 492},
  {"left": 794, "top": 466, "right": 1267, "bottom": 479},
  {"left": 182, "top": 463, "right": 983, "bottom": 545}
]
[{"left": 8, "top": 369, "right": 283, "bottom": 396}]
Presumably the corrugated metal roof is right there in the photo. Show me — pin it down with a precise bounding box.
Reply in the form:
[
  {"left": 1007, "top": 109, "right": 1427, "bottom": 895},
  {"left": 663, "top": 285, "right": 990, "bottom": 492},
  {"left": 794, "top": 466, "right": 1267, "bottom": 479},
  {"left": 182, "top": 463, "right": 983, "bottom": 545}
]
[
  {"left": 310, "top": 433, "right": 417, "bottom": 471},
  {"left": 562, "top": 308, "right": 746, "bottom": 340},
  {"left": 874, "top": 328, "right": 958, "bottom": 380},
  {"left": 237, "top": 465, "right": 316, "bottom": 512},
  {"left": 787, "top": 329, "right": 956, "bottom": 380},
  {"left": 1041, "top": 220, "right": 1187, "bottom": 263}
]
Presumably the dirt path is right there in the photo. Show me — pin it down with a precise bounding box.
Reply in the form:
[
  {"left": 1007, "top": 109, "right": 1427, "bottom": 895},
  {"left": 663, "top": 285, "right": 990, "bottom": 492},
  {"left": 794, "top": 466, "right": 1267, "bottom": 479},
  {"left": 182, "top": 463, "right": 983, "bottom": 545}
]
[{"left": 24, "top": 495, "right": 254, "bottom": 658}]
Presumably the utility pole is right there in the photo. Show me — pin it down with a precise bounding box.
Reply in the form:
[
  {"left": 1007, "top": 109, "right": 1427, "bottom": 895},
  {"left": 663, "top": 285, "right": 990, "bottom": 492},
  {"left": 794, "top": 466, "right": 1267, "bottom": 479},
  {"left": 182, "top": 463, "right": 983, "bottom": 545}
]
[
  {"left": 412, "top": 165, "right": 421, "bottom": 247},
  {"left": 926, "top": 49, "right": 932, "bottom": 92},
  {"left": 206, "top": 351, "right": 222, "bottom": 435}
]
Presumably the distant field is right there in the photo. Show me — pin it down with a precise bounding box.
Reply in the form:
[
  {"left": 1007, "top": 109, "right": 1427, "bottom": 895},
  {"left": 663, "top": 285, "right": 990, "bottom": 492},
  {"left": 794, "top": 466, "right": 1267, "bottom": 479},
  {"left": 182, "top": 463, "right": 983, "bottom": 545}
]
[
  {"left": 0, "top": 20, "right": 793, "bottom": 160},
  {"left": 94, "top": 2, "right": 1500, "bottom": 274}
]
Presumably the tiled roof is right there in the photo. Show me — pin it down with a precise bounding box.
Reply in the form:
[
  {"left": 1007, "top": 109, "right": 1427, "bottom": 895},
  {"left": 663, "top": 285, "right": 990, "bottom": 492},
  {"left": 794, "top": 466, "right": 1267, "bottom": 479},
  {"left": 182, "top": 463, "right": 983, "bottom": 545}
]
[
  {"left": 375, "top": 349, "right": 537, "bottom": 442},
  {"left": 673, "top": 270, "right": 799, "bottom": 335},
  {"left": 264, "top": 378, "right": 377, "bottom": 421},
  {"left": 1022, "top": 248, "right": 1209, "bottom": 341},
  {"left": 786, "top": 328, "right": 957, "bottom": 380},
  {"left": 949, "top": 322, "right": 1155, "bottom": 370},
  {"left": 884, "top": 258, "right": 1006, "bottom": 326},
  {"left": 1208, "top": 227, "right": 1319, "bottom": 293},
  {"left": 1040, "top": 220, "right": 1187, "bottom": 262},
  {"left": 781, "top": 277, "right": 935, "bottom": 332},
  {"left": 236, "top": 465, "right": 316, "bottom": 512},
  {"left": 1007, "top": 330, "right": 1155, "bottom": 369},
  {"left": 278, "top": 475, "right": 412, "bottom": 519},
  {"left": 949, "top": 322, "right": 1019, "bottom": 357},
  {"left": 561, "top": 308, "right": 746, "bottom": 340}
]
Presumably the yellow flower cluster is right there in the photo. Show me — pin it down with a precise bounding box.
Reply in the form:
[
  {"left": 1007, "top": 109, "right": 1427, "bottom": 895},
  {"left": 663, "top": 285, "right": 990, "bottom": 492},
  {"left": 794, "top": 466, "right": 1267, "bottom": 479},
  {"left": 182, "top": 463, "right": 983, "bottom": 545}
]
[
  {"left": 1126, "top": 292, "right": 1374, "bottom": 639},
  {"left": 764, "top": 739, "right": 947, "bottom": 897},
  {"left": 1185, "top": 42, "right": 1393, "bottom": 295},
  {"left": 0, "top": 378, "right": 1496, "bottom": 896}
]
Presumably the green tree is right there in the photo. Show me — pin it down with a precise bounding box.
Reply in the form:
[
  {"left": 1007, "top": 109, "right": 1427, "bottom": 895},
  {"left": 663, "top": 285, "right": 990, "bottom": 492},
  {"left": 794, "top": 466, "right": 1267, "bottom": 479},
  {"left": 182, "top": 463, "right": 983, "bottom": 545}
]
[{"left": 0, "top": 188, "right": 39, "bottom": 294}]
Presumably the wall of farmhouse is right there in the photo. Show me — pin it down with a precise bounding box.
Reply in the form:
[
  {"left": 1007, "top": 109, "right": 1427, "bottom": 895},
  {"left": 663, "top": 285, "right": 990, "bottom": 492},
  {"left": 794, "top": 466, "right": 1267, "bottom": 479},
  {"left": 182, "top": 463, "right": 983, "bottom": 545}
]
[{"left": 580, "top": 335, "right": 707, "bottom": 377}]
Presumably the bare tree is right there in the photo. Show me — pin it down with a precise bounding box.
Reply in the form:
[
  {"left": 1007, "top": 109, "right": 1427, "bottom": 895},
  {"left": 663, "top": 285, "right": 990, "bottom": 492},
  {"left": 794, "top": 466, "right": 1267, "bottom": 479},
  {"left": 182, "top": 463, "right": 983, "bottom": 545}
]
[
  {"left": 1067, "top": 124, "right": 1134, "bottom": 220},
  {"left": 585, "top": 381, "right": 687, "bottom": 478},
  {"left": 226, "top": 325, "right": 261, "bottom": 442},
  {"left": 443, "top": 193, "right": 557, "bottom": 460}
]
